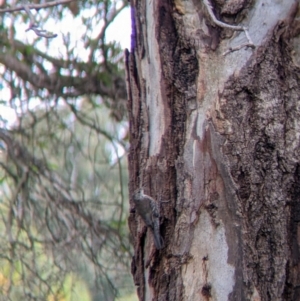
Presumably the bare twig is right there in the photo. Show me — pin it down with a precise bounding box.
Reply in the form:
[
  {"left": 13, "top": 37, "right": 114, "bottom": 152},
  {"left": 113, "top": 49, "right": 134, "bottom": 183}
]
[
  {"left": 0, "top": 0, "right": 74, "bottom": 13},
  {"left": 88, "top": 2, "right": 127, "bottom": 62},
  {"left": 244, "top": 27, "right": 254, "bottom": 45},
  {"left": 0, "top": 0, "right": 75, "bottom": 38},
  {"left": 202, "top": 0, "right": 255, "bottom": 54},
  {"left": 222, "top": 43, "right": 255, "bottom": 56},
  {"left": 203, "top": 0, "right": 244, "bottom": 31},
  {"left": 25, "top": 24, "right": 57, "bottom": 38},
  {"left": 22, "top": 1, "right": 57, "bottom": 38}
]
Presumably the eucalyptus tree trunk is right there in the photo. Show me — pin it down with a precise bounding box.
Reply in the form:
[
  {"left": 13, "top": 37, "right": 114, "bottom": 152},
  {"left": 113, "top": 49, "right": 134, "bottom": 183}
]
[{"left": 126, "top": 1, "right": 300, "bottom": 300}]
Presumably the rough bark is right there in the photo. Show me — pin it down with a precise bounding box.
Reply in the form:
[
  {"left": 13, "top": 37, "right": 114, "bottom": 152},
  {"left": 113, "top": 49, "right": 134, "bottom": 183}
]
[{"left": 126, "top": 0, "right": 300, "bottom": 300}]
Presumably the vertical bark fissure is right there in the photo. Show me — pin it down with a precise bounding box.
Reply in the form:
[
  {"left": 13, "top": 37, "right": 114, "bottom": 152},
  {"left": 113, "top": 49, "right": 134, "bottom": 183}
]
[
  {"left": 218, "top": 16, "right": 300, "bottom": 300},
  {"left": 127, "top": 0, "right": 201, "bottom": 299},
  {"left": 127, "top": 0, "right": 300, "bottom": 300}
]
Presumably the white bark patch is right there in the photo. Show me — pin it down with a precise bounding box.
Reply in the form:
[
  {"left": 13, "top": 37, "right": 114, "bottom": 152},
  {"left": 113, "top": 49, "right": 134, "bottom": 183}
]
[
  {"left": 221, "top": 0, "right": 295, "bottom": 78},
  {"left": 179, "top": 0, "right": 295, "bottom": 142},
  {"left": 196, "top": 111, "right": 207, "bottom": 140},
  {"left": 144, "top": 266, "right": 154, "bottom": 301},
  {"left": 250, "top": 287, "right": 262, "bottom": 301},
  {"left": 182, "top": 210, "right": 235, "bottom": 301},
  {"left": 175, "top": 0, "right": 295, "bottom": 124},
  {"left": 246, "top": 0, "right": 295, "bottom": 46},
  {"left": 141, "top": 1, "right": 165, "bottom": 156}
]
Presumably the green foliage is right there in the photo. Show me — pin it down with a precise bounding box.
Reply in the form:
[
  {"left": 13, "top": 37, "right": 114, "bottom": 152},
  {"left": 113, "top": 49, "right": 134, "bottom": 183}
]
[{"left": 0, "top": 0, "right": 134, "bottom": 300}]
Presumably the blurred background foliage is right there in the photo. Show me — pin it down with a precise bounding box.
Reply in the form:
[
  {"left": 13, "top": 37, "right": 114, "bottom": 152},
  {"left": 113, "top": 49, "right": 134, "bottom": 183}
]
[{"left": 0, "top": 0, "right": 136, "bottom": 300}]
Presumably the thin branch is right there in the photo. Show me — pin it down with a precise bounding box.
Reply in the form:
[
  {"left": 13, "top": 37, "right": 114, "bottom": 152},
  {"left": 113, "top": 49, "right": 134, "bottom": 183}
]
[
  {"left": 65, "top": 101, "right": 127, "bottom": 148},
  {"left": 203, "top": 0, "right": 245, "bottom": 31},
  {"left": 222, "top": 43, "right": 255, "bottom": 56},
  {"left": 0, "top": 52, "right": 126, "bottom": 99},
  {"left": 0, "top": 0, "right": 74, "bottom": 13},
  {"left": 0, "top": 0, "right": 75, "bottom": 38},
  {"left": 88, "top": 2, "right": 127, "bottom": 62},
  {"left": 25, "top": 24, "right": 57, "bottom": 39},
  {"left": 3, "top": 38, "right": 84, "bottom": 69},
  {"left": 203, "top": 0, "right": 255, "bottom": 54},
  {"left": 244, "top": 27, "right": 254, "bottom": 45},
  {"left": 21, "top": 0, "right": 57, "bottom": 38}
]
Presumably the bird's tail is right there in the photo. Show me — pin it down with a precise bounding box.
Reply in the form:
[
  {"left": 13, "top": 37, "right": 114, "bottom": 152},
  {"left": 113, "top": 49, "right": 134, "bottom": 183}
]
[{"left": 153, "top": 228, "right": 164, "bottom": 249}]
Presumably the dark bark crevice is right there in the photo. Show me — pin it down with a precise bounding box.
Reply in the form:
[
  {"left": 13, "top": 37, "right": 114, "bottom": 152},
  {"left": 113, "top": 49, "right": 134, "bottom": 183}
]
[
  {"left": 127, "top": 0, "right": 200, "bottom": 299},
  {"left": 217, "top": 13, "right": 300, "bottom": 300},
  {"left": 127, "top": 0, "right": 300, "bottom": 300}
]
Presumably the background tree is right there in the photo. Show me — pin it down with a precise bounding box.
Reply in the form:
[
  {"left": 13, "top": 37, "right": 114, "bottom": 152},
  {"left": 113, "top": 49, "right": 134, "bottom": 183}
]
[
  {"left": 126, "top": 0, "right": 300, "bottom": 300},
  {"left": 0, "top": 1, "right": 136, "bottom": 300}
]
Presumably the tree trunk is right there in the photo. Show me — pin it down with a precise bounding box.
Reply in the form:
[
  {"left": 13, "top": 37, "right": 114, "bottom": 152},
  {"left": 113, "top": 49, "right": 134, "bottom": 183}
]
[{"left": 126, "top": 0, "right": 300, "bottom": 300}]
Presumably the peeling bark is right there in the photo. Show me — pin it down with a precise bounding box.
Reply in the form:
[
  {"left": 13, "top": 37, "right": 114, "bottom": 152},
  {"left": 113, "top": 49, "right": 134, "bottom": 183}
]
[{"left": 126, "top": 0, "right": 300, "bottom": 300}]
